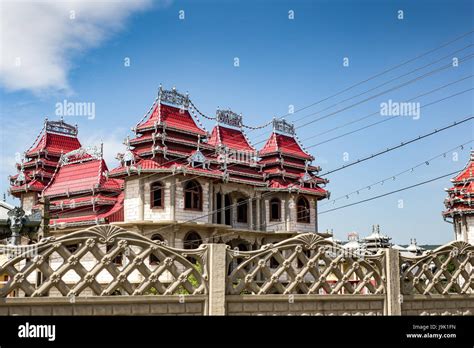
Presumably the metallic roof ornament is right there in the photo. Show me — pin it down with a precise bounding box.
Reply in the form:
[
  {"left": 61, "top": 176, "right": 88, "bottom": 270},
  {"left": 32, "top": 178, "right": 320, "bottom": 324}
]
[
  {"left": 45, "top": 119, "right": 78, "bottom": 137},
  {"left": 159, "top": 85, "right": 190, "bottom": 109},
  {"left": 216, "top": 108, "right": 242, "bottom": 128},
  {"left": 60, "top": 145, "right": 102, "bottom": 165},
  {"left": 273, "top": 118, "right": 295, "bottom": 135}
]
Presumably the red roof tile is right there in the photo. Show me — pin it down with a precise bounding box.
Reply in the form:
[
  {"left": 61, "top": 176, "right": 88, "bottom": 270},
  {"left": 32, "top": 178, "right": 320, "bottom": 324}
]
[
  {"left": 259, "top": 132, "right": 313, "bottom": 160},
  {"left": 10, "top": 179, "right": 46, "bottom": 196},
  {"left": 27, "top": 132, "right": 81, "bottom": 157},
  {"left": 44, "top": 159, "right": 121, "bottom": 197},
  {"left": 443, "top": 151, "right": 474, "bottom": 217},
  {"left": 137, "top": 103, "right": 206, "bottom": 135},
  {"left": 208, "top": 125, "right": 255, "bottom": 152}
]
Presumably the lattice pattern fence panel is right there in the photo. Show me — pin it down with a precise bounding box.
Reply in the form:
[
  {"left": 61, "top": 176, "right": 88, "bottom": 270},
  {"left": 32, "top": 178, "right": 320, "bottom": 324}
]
[
  {"left": 0, "top": 225, "right": 208, "bottom": 297},
  {"left": 226, "top": 234, "right": 386, "bottom": 295},
  {"left": 400, "top": 241, "right": 474, "bottom": 295}
]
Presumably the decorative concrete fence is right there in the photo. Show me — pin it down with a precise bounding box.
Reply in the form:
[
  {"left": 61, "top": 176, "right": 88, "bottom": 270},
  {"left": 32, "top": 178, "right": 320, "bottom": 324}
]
[{"left": 0, "top": 225, "right": 472, "bottom": 316}]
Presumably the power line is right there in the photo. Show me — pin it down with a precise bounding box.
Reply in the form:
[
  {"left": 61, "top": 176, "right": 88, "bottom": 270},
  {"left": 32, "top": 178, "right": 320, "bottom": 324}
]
[
  {"left": 293, "top": 43, "right": 473, "bottom": 124},
  {"left": 297, "top": 53, "right": 474, "bottom": 130},
  {"left": 300, "top": 74, "right": 473, "bottom": 145},
  {"left": 320, "top": 115, "right": 474, "bottom": 176},
  {"left": 318, "top": 170, "right": 462, "bottom": 215},
  {"left": 320, "top": 141, "right": 472, "bottom": 206},
  {"left": 306, "top": 86, "right": 474, "bottom": 149},
  {"left": 278, "top": 29, "right": 474, "bottom": 119}
]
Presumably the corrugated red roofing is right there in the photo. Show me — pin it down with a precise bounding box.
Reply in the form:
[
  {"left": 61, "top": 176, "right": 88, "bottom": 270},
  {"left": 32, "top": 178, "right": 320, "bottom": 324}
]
[
  {"left": 208, "top": 125, "right": 255, "bottom": 152},
  {"left": 443, "top": 151, "right": 474, "bottom": 217},
  {"left": 137, "top": 104, "right": 206, "bottom": 135},
  {"left": 10, "top": 179, "right": 45, "bottom": 192},
  {"left": 259, "top": 132, "right": 313, "bottom": 160},
  {"left": 50, "top": 192, "right": 124, "bottom": 226},
  {"left": 50, "top": 194, "right": 118, "bottom": 207},
  {"left": 44, "top": 159, "right": 122, "bottom": 197},
  {"left": 27, "top": 132, "right": 81, "bottom": 156}
]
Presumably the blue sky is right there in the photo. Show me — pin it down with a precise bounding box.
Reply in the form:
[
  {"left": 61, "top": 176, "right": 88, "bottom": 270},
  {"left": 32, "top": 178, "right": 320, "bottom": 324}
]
[{"left": 0, "top": 0, "right": 472, "bottom": 244}]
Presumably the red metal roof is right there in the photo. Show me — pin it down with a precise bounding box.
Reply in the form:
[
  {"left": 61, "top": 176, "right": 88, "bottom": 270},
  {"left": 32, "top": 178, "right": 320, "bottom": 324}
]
[
  {"left": 443, "top": 151, "right": 474, "bottom": 217},
  {"left": 27, "top": 132, "right": 81, "bottom": 157},
  {"left": 137, "top": 103, "right": 206, "bottom": 135},
  {"left": 19, "top": 158, "right": 59, "bottom": 169},
  {"left": 259, "top": 132, "right": 313, "bottom": 160},
  {"left": 208, "top": 125, "right": 255, "bottom": 152},
  {"left": 10, "top": 179, "right": 45, "bottom": 195},
  {"left": 43, "top": 159, "right": 121, "bottom": 197}
]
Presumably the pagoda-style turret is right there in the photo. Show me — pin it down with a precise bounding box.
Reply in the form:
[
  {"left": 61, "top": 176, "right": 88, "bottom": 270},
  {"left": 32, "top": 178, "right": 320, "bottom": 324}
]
[
  {"left": 362, "top": 224, "right": 392, "bottom": 252},
  {"left": 109, "top": 86, "right": 221, "bottom": 179},
  {"left": 43, "top": 145, "right": 123, "bottom": 230},
  {"left": 258, "top": 118, "right": 329, "bottom": 198},
  {"left": 9, "top": 118, "right": 81, "bottom": 213},
  {"left": 207, "top": 109, "right": 264, "bottom": 186},
  {"left": 443, "top": 150, "right": 474, "bottom": 243}
]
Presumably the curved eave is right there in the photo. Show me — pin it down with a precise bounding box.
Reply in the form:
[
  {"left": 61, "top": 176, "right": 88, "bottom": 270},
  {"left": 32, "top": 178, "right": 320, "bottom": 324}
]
[
  {"left": 258, "top": 150, "right": 314, "bottom": 162},
  {"left": 136, "top": 123, "right": 207, "bottom": 137},
  {"left": 44, "top": 187, "right": 122, "bottom": 199},
  {"left": 129, "top": 134, "right": 214, "bottom": 150},
  {"left": 256, "top": 186, "right": 329, "bottom": 197}
]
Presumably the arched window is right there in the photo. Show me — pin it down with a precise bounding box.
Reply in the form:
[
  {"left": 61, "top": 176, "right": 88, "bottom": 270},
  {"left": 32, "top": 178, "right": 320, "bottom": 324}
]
[
  {"left": 184, "top": 180, "right": 202, "bottom": 210},
  {"left": 237, "top": 198, "right": 248, "bottom": 223},
  {"left": 297, "top": 197, "right": 310, "bottom": 223},
  {"left": 270, "top": 198, "right": 281, "bottom": 221},
  {"left": 150, "top": 181, "right": 163, "bottom": 208},
  {"left": 184, "top": 231, "right": 202, "bottom": 264},
  {"left": 149, "top": 234, "right": 164, "bottom": 265},
  {"left": 184, "top": 231, "right": 202, "bottom": 250}
]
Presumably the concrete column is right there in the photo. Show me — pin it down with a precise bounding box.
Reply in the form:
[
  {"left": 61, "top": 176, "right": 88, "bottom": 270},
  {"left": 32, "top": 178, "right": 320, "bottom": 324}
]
[
  {"left": 219, "top": 192, "right": 225, "bottom": 225},
  {"left": 170, "top": 177, "right": 176, "bottom": 221},
  {"left": 137, "top": 178, "right": 144, "bottom": 221},
  {"left": 385, "top": 248, "right": 402, "bottom": 315},
  {"left": 248, "top": 197, "right": 253, "bottom": 230},
  {"left": 283, "top": 198, "right": 289, "bottom": 232},
  {"left": 207, "top": 243, "right": 227, "bottom": 315},
  {"left": 208, "top": 183, "right": 213, "bottom": 224},
  {"left": 314, "top": 198, "right": 318, "bottom": 233},
  {"left": 256, "top": 196, "right": 261, "bottom": 231}
]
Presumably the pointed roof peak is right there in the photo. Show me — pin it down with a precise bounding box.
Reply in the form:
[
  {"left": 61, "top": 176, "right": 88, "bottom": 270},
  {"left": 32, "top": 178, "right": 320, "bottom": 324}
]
[{"left": 208, "top": 124, "right": 255, "bottom": 152}]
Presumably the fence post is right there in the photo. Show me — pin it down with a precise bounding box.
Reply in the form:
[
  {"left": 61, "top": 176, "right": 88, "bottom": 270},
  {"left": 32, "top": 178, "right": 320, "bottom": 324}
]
[
  {"left": 207, "top": 243, "right": 227, "bottom": 315},
  {"left": 385, "top": 248, "right": 401, "bottom": 315}
]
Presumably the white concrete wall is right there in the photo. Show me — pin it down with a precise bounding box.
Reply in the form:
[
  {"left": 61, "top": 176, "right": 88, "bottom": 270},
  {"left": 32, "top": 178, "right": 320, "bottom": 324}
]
[
  {"left": 467, "top": 216, "right": 474, "bottom": 245},
  {"left": 21, "top": 193, "right": 36, "bottom": 215},
  {"left": 174, "top": 178, "right": 210, "bottom": 223},
  {"left": 143, "top": 177, "right": 172, "bottom": 221},
  {"left": 124, "top": 178, "right": 140, "bottom": 221},
  {"left": 264, "top": 194, "right": 316, "bottom": 233}
]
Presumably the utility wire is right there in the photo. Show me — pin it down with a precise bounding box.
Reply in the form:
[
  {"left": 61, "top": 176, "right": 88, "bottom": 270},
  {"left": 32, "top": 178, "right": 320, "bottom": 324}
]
[
  {"left": 278, "top": 29, "right": 474, "bottom": 119},
  {"left": 318, "top": 170, "right": 462, "bottom": 214},
  {"left": 320, "top": 115, "right": 473, "bottom": 176}
]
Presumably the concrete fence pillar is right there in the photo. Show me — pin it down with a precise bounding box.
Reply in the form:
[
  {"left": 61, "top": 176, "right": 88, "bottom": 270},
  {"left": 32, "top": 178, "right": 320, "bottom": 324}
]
[
  {"left": 206, "top": 243, "right": 227, "bottom": 315},
  {"left": 385, "top": 248, "right": 402, "bottom": 315}
]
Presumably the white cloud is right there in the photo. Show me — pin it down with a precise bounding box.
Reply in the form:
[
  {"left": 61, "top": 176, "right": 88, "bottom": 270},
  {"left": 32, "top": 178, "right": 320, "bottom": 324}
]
[
  {"left": 0, "top": 0, "right": 154, "bottom": 94},
  {"left": 80, "top": 127, "right": 127, "bottom": 169}
]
